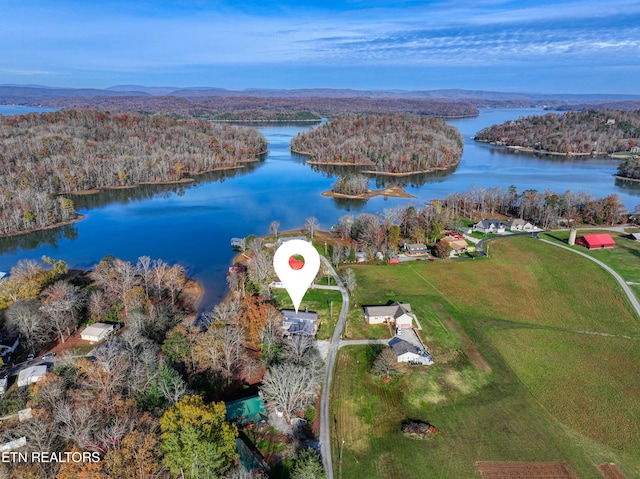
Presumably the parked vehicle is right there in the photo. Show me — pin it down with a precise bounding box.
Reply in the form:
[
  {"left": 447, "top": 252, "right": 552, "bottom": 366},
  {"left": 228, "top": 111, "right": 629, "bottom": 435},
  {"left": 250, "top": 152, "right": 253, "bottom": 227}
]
[{"left": 41, "top": 353, "right": 56, "bottom": 360}]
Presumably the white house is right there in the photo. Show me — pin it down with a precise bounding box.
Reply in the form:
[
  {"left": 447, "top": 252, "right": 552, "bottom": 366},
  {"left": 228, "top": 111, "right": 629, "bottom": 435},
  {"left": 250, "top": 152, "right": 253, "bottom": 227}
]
[
  {"left": 389, "top": 338, "right": 433, "bottom": 365},
  {"left": 364, "top": 302, "right": 415, "bottom": 328},
  {"left": 17, "top": 365, "right": 47, "bottom": 387},
  {"left": 473, "top": 219, "right": 505, "bottom": 234},
  {"left": 80, "top": 323, "right": 114, "bottom": 343},
  {"left": 505, "top": 218, "right": 534, "bottom": 232}
]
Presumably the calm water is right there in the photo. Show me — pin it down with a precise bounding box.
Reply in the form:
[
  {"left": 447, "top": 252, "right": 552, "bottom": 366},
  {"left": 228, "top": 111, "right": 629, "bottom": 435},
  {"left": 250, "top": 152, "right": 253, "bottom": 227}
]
[{"left": 1, "top": 107, "right": 638, "bottom": 310}]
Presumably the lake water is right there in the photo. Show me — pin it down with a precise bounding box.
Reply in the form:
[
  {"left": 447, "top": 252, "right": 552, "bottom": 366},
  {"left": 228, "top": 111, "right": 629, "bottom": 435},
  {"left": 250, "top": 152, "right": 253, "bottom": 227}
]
[{"left": 1, "top": 106, "right": 638, "bottom": 310}]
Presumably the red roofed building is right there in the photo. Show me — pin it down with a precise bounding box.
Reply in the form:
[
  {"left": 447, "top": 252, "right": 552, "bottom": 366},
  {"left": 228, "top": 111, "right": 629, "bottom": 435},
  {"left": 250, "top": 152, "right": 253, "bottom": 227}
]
[{"left": 575, "top": 233, "right": 615, "bottom": 249}]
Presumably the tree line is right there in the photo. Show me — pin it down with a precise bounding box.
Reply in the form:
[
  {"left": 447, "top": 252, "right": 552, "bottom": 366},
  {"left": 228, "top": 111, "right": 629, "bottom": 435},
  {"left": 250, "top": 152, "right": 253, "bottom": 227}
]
[
  {"left": 0, "top": 110, "right": 267, "bottom": 236},
  {"left": 329, "top": 186, "right": 633, "bottom": 260},
  {"left": 290, "top": 113, "right": 464, "bottom": 174},
  {"left": 475, "top": 109, "right": 640, "bottom": 155},
  {"left": 24, "top": 94, "right": 479, "bottom": 120}
]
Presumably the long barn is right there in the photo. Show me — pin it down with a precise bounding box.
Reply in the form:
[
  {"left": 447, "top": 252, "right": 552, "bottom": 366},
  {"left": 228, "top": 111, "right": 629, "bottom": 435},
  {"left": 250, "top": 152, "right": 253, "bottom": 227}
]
[{"left": 575, "top": 233, "right": 615, "bottom": 249}]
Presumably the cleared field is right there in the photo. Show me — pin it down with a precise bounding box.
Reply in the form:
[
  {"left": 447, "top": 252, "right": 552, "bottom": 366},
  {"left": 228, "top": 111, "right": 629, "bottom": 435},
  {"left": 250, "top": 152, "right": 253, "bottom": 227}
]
[
  {"left": 493, "top": 329, "right": 640, "bottom": 451},
  {"left": 332, "top": 236, "right": 640, "bottom": 478},
  {"left": 355, "top": 237, "right": 639, "bottom": 335},
  {"left": 542, "top": 230, "right": 640, "bottom": 284}
]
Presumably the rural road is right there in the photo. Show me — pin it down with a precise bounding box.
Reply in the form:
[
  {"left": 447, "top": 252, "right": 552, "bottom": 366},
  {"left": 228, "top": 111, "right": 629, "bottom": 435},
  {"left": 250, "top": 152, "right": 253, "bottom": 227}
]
[
  {"left": 318, "top": 256, "right": 349, "bottom": 479},
  {"left": 537, "top": 236, "right": 640, "bottom": 318}
]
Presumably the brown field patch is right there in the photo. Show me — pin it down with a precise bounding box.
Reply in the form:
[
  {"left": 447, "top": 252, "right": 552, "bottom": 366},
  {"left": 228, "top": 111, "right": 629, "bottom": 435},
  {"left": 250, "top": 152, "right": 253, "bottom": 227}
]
[
  {"left": 597, "top": 463, "right": 628, "bottom": 479},
  {"left": 476, "top": 461, "right": 580, "bottom": 479},
  {"left": 446, "top": 319, "right": 492, "bottom": 372}
]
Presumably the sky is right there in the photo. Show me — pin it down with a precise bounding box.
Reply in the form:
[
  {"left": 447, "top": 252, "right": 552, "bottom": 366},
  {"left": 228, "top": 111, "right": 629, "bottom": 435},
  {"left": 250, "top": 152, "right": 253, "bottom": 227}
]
[{"left": 1, "top": 0, "right": 639, "bottom": 94}]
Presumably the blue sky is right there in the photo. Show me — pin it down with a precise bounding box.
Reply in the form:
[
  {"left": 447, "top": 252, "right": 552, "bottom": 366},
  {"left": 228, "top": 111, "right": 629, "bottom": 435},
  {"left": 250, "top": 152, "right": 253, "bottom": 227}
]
[{"left": 1, "top": 0, "right": 639, "bottom": 94}]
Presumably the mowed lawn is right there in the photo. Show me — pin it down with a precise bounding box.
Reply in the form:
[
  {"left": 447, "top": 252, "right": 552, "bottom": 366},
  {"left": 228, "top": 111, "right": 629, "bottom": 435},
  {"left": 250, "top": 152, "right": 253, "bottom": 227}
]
[{"left": 332, "top": 236, "right": 640, "bottom": 479}]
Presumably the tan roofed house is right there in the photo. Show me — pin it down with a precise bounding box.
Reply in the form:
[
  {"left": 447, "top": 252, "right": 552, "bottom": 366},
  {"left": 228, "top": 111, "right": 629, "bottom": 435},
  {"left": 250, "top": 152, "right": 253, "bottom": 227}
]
[{"left": 81, "top": 323, "right": 115, "bottom": 343}]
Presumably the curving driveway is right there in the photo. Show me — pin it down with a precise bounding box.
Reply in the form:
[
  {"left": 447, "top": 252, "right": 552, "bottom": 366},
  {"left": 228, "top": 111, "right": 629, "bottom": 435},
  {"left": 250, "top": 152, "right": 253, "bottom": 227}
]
[{"left": 537, "top": 236, "right": 640, "bottom": 318}]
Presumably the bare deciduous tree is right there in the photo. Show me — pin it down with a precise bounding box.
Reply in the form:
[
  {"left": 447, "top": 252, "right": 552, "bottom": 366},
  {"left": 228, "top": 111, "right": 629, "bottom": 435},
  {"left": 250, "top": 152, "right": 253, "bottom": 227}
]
[
  {"left": 372, "top": 348, "right": 399, "bottom": 380},
  {"left": 304, "top": 216, "right": 320, "bottom": 239},
  {"left": 342, "top": 268, "right": 357, "bottom": 297},
  {"left": 261, "top": 363, "right": 321, "bottom": 424},
  {"left": 5, "top": 299, "right": 50, "bottom": 352}
]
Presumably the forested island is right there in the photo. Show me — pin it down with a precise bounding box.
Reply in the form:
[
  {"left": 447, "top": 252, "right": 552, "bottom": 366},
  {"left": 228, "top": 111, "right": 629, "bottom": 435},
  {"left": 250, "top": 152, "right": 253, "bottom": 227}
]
[
  {"left": 475, "top": 109, "right": 640, "bottom": 155},
  {"left": 0, "top": 110, "right": 267, "bottom": 236},
  {"left": 290, "top": 114, "right": 464, "bottom": 175}
]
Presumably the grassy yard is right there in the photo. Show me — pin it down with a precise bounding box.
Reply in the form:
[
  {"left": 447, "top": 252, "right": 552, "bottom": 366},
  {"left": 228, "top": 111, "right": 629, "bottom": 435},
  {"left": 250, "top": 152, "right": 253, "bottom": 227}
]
[
  {"left": 331, "top": 236, "right": 640, "bottom": 478},
  {"left": 271, "top": 287, "right": 342, "bottom": 340}
]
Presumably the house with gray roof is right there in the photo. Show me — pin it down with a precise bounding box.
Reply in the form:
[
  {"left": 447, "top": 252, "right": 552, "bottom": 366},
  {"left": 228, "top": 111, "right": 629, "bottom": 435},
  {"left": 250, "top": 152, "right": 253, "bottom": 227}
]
[
  {"left": 281, "top": 309, "right": 319, "bottom": 336},
  {"left": 389, "top": 337, "right": 433, "bottom": 365},
  {"left": 473, "top": 219, "right": 505, "bottom": 234}
]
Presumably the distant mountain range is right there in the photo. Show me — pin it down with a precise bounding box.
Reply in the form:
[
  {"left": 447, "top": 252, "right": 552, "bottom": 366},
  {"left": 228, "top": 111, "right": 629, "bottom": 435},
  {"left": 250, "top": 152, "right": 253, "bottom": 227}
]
[{"left": 2, "top": 84, "right": 640, "bottom": 103}]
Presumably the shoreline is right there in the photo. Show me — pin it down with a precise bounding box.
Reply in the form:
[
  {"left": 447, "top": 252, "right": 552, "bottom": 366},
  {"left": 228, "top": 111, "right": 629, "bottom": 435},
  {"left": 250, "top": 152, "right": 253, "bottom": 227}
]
[
  {"left": 476, "top": 140, "right": 607, "bottom": 157},
  {"left": 292, "top": 147, "right": 460, "bottom": 176},
  {"left": 3, "top": 158, "right": 267, "bottom": 238},
  {"left": 322, "top": 185, "right": 416, "bottom": 200},
  {"left": 0, "top": 214, "right": 86, "bottom": 239},
  {"left": 613, "top": 174, "right": 640, "bottom": 183}
]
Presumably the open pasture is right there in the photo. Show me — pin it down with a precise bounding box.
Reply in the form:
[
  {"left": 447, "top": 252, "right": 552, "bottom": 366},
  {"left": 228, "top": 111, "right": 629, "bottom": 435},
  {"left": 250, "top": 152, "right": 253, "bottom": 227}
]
[{"left": 332, "top": 236, "right": 640, "bottom": 478}]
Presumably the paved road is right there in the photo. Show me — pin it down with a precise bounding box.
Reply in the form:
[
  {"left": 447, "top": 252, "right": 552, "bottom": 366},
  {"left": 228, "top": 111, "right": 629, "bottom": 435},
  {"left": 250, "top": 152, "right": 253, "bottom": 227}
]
[
  {"left": 537, "top": 236, "right": 640, "bottom": 318},
  {"left": 318, "top": 256, "right": 349, "bottom": 479}
]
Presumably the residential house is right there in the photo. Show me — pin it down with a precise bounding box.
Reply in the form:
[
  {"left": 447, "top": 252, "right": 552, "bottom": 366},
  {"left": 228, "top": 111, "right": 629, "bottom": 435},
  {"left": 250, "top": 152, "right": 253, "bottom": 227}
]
[
  {"left": 576, "top": 234, "right": 615, "bottom": 250},
  {"left": 281, "top": 309, "right": 319, "bottom": 335},
  {"left": 226, "top": 395, "right": 268, "bottom": 427},
  {"left": 80, "top": 323, "right": 115, "bottom": 343},
  {"left": 403, "top": 243, "right": 429, "bottom": 255},
  {"left": 364, "top": 302, "right": 415, "bottom": 328},
  {"left": 473, "top": 219, "right": 506, "bottom": 234},
  {"left": 388, "top": 338, "right": 433, "bottom": 365},
  {"left": 17, "top": 365, "right": 47, "bottom": 387},
  {"left": 505, "top": 218, "right": 534, "bottom": 231},
  {"left": 441, "top": 237, "right": 468, "bottom": 254}
]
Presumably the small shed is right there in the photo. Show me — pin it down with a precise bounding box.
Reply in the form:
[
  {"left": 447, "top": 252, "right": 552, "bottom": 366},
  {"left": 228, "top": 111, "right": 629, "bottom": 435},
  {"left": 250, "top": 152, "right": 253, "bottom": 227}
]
[
  {"left": 81, "top": 323, "right": 114, "bottom": 343},
  {"left": 17, "top": 365, "right": 47, "bottom": 387},
  {"left": 576, "top": 234, "right": 615, "bottom": 250}
]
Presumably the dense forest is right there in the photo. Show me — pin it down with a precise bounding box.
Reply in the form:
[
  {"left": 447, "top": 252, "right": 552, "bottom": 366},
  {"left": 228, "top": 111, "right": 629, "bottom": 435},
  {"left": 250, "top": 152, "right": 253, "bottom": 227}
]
[
  {"left": 475, "top": 110, "right": 640, "bottom": 155},
  {"left": 13, "top": 95, "right": 479, "bottom": 120},
  {"left": 0, "top": 251, "right": 325, "bottom": 479},
  {"left": 0, "top": 110, "right": 267, "bottom": 236},
  {"left": 617, "top": 156, "right": 640, "bottom": 180},
  {"left": 290, "top": 114, "right": 464, "bottom": 174}
]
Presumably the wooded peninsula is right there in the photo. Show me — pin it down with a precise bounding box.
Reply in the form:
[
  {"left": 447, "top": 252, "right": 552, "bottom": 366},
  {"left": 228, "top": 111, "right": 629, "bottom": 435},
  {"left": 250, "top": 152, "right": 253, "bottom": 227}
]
[
  {"left": 290, "top": 114, "right": 464, "bottom": 175},
  {"left": 0, "top": 110, "right": 267, "bottom": 236},
  {"left": 474, "top": 109, "right": 640, "bottom": 156}
]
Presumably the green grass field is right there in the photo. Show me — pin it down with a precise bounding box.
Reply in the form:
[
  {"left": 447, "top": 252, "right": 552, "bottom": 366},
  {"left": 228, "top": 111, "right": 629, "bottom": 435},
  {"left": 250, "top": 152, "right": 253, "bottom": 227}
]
[
  {"left": 541, "top": 230, "right": 640, "bottom": 285},
  {"left": 331, "top": 236, "right": 640, "bottom": 479}
]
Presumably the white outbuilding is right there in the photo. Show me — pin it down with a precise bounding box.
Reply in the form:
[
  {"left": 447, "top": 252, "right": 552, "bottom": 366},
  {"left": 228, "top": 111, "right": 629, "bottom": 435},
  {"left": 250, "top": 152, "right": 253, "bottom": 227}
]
[
  {"left": 17, "top": 365, "right": 47, "bottom": 387},
  {"left": 80, "top": 323, "right": 114, "bottom": 343}
]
